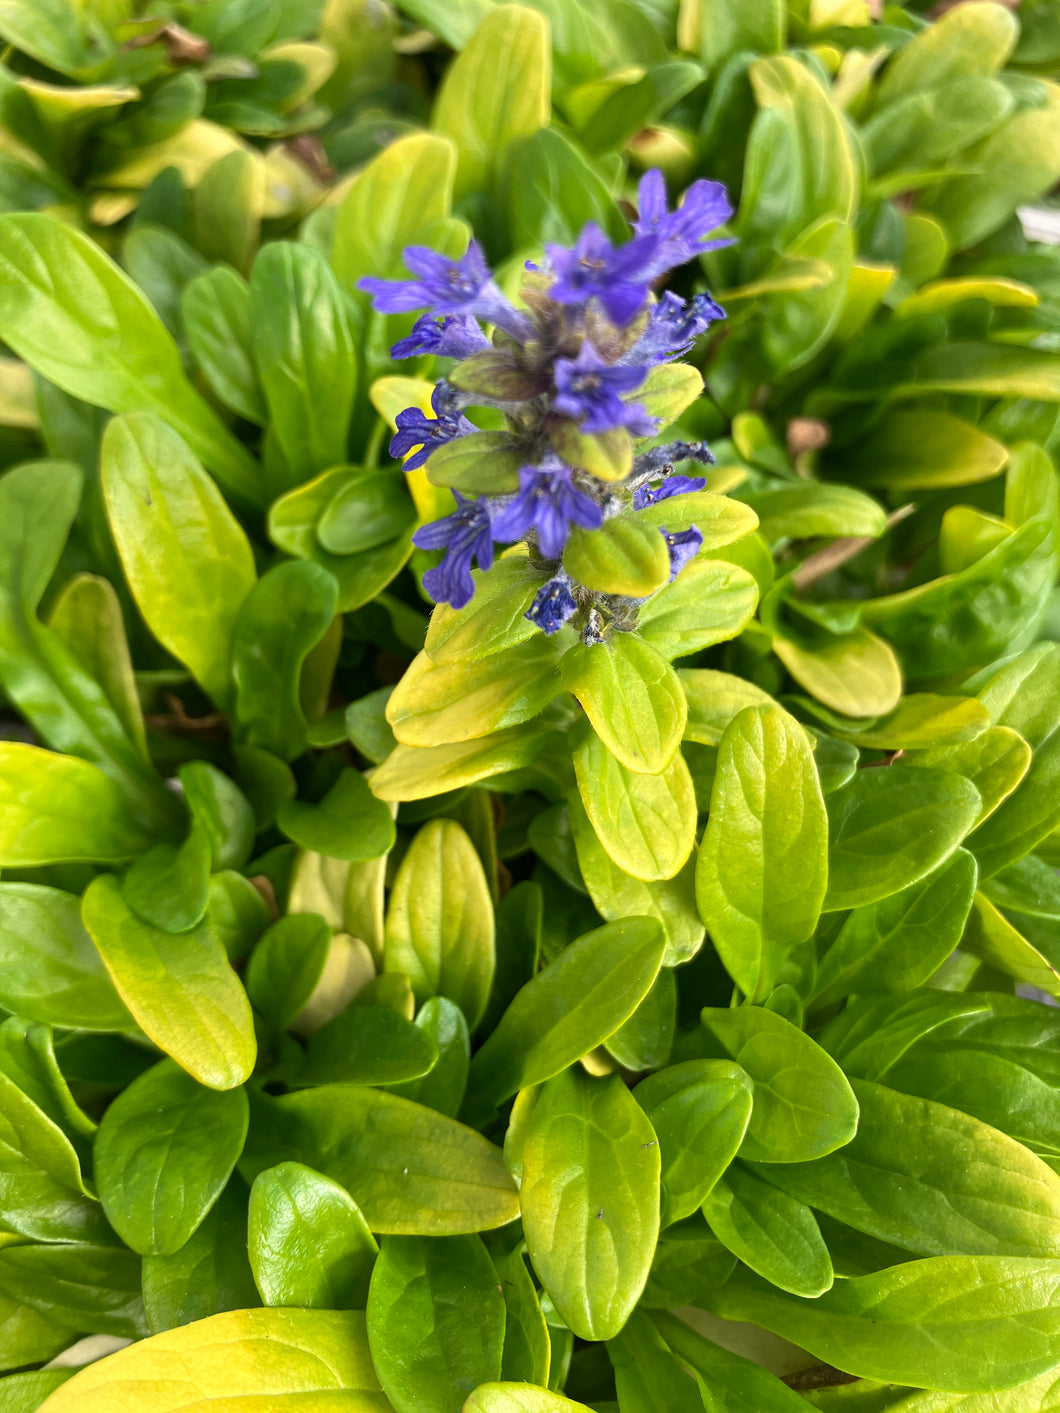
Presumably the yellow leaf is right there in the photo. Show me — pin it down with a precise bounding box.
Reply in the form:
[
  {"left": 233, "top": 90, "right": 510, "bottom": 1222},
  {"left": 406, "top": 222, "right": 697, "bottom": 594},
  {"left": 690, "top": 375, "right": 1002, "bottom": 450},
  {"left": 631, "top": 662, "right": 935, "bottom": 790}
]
[{"left": 37, "top": 1308, "right": 389, "bottom": 1413}]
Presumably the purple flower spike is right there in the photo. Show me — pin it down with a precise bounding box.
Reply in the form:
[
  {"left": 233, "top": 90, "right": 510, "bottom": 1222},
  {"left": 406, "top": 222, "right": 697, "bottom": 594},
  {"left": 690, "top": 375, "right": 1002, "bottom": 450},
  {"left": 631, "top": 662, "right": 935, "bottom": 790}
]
[
  {"left": 389, "top": 385, "right": 476, "bottom": 472},
  {"left": 633, "top": 474, "right": 706, "bottom": 510},
  {"left": 491, "top": 459, "right": 603, "bottom": 559},
  {"left": 663, "top": 526, "right": 703, "bottom": 581},
  {"left": 634, "top": 170, "right": 734, "bottom": 277},
  {"left": 414, "top": 493, "right": 495, "bottom": 609},
  {"left": 360, "top": 240, "right": 531, "bottom": 341},
  {"left": 390, "top": 313, "right": 491, "bottom": 361},
  {"left": 545, "top": 223, "right": 658, "bottom": 327},
  {"left": 526, "top": 573, "right": 579, "bottom": 634},
  {"left": 553, "top": 343, "right": 657, "bottom": 436},
  {"left": 625, "top": 291, "right": 727, "bottom": 364}
]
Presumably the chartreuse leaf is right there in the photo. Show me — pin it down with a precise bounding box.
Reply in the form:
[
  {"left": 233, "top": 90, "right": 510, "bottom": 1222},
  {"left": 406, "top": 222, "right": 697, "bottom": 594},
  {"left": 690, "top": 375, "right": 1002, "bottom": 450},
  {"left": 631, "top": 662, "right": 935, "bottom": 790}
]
[
  {"left": 564, "top": 516, "right": 670, "bottom": 597},
  {"left": 467, "top": 918, "right": 665, "bottom": 1114},
  {"left": 0, "top": 884, "right": 131, "bottom": 1030},
  {"left": 367, "top": 1235, "right": 506, "bottom": 1413},
  {"left": 248, "top": 1161, "right": 378, "bottom": 1309},
  {"left": 519, "top": 1066, "right": 660, "bottom": 1341},
  {"left": 605, "top": 1309, "right": 705, "bottom": 1413},
  {"left": 635, "top": 1061, "right": 753, "bottom": 1226},
  {"left": 490, "top": 1238, "right": 549, "bottom": 1385},
  {"left": 277, "top": 768, "right": 396, "bottom": 862},
  {"left": 569, "top": 799, "right": 704, "bottom": 966},
  {"left": 0, "top": 1243, "right": 146, "bottom": 1338},
  {"left": 81, "top": 874, "right": 256, "bottom": 1091},
  {"left": 243, "top": 1085, "right": 519, "bottom": 1234},
  {"left": 47, "top": 571, "right": 147, "bottom": 758},
  {"left": 0, "top": 1067, "right": 106, "bottom": 1243},
  {"left": 388, "top": 637, "right": 565, "bottom": 749},
  {"left": 900, "top": 727, "right": 1032, "bottom": 828},
  {"left": 35, "top": 1308, "right": 389, "bottom": 1412},
  {"left": 703, "top": 1162, "right": 832, "bottom": 1297},
  {"left": 561, "top": 636, "right": 686, "bottom": 774},
  {"left": 182, "top": 266, "right": 265, "bottom": 425},
  {"left": 101, "top": 412, "right": 256, "bottom": 712},
  {"left": 745, "top": 483, "right": 886, "bottom": 544},
  {"left": 463, "top": 1388, "right": 595, "bottom": 1413},
  {"left": 250, "top": 243, "right": 355, "bottom": 490},
  {"left": 967, "top": 645, "right": 1060, "bottom": 878},
  {"left": 433, "top": 4, "right": 550, "bottom": 200},
  {"left": 876, "top": 0, "right": 1016, "bottom": 104},
  {"left": 0, "top": 743, "right": 152, "bottom": 865},
  {"left": 333, "top": 131, "right": 456, "bottom": 295},
  {"left": 702, "top": 1005, "right": 858, "bottom": 1163},
  {"left": 231, "top": 561, "right": 338, "bottom": 762},
  {"left": 706, "top": 1256, "right": 1060, "bottom": 1393},
  {"left": 425, "top": 557, "right": 541, "bottom": 666},
  {"left": 696, "top": 704, "right": 828, "bottom": 1002},
  {"left": 773, "top": 627, "right": 902, "bottom": 721},
  {"left": 849, "top": 409, "right": 1009, "bottom": 491},
  {"left": 0, "top": 214, "right": 262, "bottom": 506},
  {"left": 883, "top": 994, "right": 1060, "bottom": 1158},
  {"left": 680, "top": 670, "right": 777, "bottom": 746},
  {"left": 739, "top": 54, "right": 857, "bottom": 250},
  {"left": 824, "top": 768, "right": 983, "bottom": 911},
  {"left": 94, "top": 1060, "right": 249, "bottom": 1256},
  {"left": 369, "top": 727, "right": 554, "bottom": 802},
  {"left": 384, "top": 819, "right": 495, "bottom": 1029},
  {"left": 572, "top": 721, "right": 695, "bottom": 883},
  {"left": 812, "top": 851, "right": 978, "bottom": 1008},
  {"left": 638, "top": 560, "right": 759, "bottom": 661},
  {"left": 760, "top": 1077, "right": 1060, "bottom": 1259},
  {"left": 963, "top": 892, "right": 1060, "bottom": 998}
]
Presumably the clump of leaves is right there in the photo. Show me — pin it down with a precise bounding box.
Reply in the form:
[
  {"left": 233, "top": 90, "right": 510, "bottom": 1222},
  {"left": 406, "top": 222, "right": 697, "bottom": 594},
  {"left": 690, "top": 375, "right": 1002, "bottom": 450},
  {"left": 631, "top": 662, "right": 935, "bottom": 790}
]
[{"left": 0, "top": 1, "right": 1057, "bottom": 1411}]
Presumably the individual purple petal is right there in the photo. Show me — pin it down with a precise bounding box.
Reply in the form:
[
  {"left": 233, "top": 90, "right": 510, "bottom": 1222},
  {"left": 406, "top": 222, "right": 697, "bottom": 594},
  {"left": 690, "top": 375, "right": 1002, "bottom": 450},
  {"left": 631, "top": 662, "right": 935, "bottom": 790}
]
[
  {"left": 526, "top": 573, "right": 578, "bottom": 634},
  {"left": 633, "top": 474, "right": 707, "bottom": 510},
  {"left": 491, "top": 459, "right": 602, "bottom": 559},
  {"left": 663, "top": 526, "right": 703, "bottom": 580},
  {"left": 553, "top": 343, "right": 657, "bottom": 436},
  {"left": 414, "top": 492, "right": 495, "bottom": 609},
  {"left": 546, "top": 223, "right": 658, "bottom": 327},
  {"left": 390, "top": 313, "right": 491, "bottom": 361}
]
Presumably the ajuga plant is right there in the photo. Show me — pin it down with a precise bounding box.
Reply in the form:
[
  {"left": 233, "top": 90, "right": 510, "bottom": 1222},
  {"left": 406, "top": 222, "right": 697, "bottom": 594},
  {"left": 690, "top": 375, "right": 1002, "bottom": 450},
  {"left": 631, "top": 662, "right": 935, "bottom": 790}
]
[{"left": 0, "top": 3, "right": 1059, "bottom": 1413}]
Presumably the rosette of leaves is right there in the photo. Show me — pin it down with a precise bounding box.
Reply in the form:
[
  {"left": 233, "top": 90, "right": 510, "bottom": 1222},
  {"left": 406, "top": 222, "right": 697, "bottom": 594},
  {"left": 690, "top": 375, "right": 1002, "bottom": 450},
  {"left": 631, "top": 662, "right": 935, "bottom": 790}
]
[{"left": 0, "top": 0, "right": 407, "bottom": 234}]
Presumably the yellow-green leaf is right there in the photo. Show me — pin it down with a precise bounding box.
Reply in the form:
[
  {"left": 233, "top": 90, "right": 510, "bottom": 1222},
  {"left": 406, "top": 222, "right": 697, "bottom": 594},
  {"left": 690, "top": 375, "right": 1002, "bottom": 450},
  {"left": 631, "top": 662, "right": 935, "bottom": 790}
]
[
  {"left": 36, "top": 1308, "right": 388, "bottom": 1413},
  {"left": 81, "top": 875, "right": 256, "bottom": 1091}
]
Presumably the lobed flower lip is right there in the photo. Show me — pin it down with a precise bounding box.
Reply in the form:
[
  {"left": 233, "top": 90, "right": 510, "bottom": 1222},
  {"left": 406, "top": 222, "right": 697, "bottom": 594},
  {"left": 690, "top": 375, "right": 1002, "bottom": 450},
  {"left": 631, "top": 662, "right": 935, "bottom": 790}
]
[{"left": 364, "top": 168, "right": 734, "bottom": 634}]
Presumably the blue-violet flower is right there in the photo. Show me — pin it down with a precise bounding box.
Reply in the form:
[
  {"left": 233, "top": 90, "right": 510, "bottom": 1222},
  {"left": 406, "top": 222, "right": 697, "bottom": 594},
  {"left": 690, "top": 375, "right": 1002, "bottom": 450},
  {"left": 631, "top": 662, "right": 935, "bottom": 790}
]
[
  {"left": 389, "top": 385, "right": 475, "bottom": 472},
  {"left": 553, "top": 344, "right": 656, "bottom": 436},
  {"left": 412, "top": 493, "right": 495, "bottom": 610},
  {"left": 491, "top": 459, "right": 603, "bottom": 559}
]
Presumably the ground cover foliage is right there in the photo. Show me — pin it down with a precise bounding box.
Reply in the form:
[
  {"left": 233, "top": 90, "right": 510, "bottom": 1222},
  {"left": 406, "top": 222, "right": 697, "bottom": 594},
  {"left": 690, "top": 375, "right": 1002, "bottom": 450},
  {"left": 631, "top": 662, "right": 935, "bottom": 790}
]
[{"left": 0, "top": 0, "right": 1058, "bottom": 1408}]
